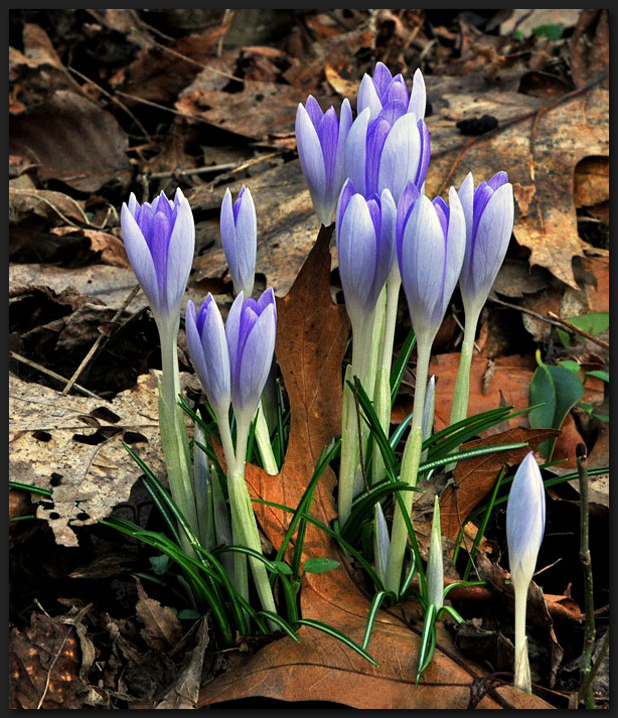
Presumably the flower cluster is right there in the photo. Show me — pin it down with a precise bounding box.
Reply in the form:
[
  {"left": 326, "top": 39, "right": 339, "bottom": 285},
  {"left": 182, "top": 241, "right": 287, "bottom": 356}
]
[
  {"left": 295, "top": 61, "right": 516, "bottom": 595},
  {"left": 118, "top": 60, "right": 533, "bottom": 676}
]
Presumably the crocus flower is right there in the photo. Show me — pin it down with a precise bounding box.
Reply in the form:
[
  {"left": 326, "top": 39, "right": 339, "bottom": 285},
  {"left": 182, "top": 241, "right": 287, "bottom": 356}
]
[
  {"left": 397, "top": 188, "right": 466, "bottom": 346},
  {"left": 225, "top": 288, "right": 277, "bottom": 425},
  {"left": 336, "top": 179, "right": 397, "bottom": 329},
  {"left": 506, "top": 451, "right": 546, "bottom": 693},
  {"left": 345, "top": 103, "right": 430, "bottom": 202},
  {"left": 357, "top": 62, "right": 426, "bottom": 121},
  {"left": 457, "top": 171, "right": 514, "bottom": 319},
  {"left": 295, "top": 96, "right": 353, "bottom": 226},
  {"left": 506, "top": 451, "right": 546, "bottom": 594},
  {"left": 220, "top": 186, "right": 257, "bottom": 298},
  {"left": 185, "top": 294, "right": 231, "bottom": 418},
  {"left": 121, "top": 189, "right": 195, "bottom": 327}
]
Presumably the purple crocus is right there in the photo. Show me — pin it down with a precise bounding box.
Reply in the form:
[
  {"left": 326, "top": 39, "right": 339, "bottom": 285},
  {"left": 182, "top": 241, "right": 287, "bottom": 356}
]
[
  {"left": 357, "top": 63, "right": 426, "bottom": 121},
  {"left": 295, "top": 96, "right": 353, "bottom": 226},
  {"left": 506, "top": 450, "right": 546, "bottom": 693},
  {"left": 121, "top": 189, "right": 195, "bottom": 326},
  {"left": 220, "top": 186, "right": 257, "bottom": 298},
  {"left": 457, "top": 171, "right": 514, "bottom": 318},
  {"left": 336, "top": 179, "right": 397, "bottom": 328},
  {"left": 224, "top": 288, "right": 277, "bottom": 424},
  {"left": 345, "top": 102, "right": 430, "bottom": 203},
  {"left": 506, "top": 451, "right": 546, "bottom": 590},
  {"left": 186, "top": 289, "right": 277, "bottom": 428},
  {"left": 397, "top": 188, "right": 466, "bottom": 345},
  {"left": 185, "top": 295, "right": 231, "bottom": 417}
]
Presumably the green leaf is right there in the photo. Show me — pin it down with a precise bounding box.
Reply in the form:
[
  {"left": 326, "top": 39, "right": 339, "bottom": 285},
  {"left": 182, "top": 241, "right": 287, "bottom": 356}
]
[
  {"left": 149, "top": 554, "right": 171, "bottom": 576},
  {"left": 303, "top": 557, "right": 340, "bottom": 574},
  {"left": 529, "top": 352, "right": 584, "bottom": 459},
  {"left": 557, "top": 311, "right": 609, "bottom": 346},
  {"left": 557, "top": 359, "right": 581, "bottom": 374},
  {"left": 532, "top": 24, "right": 564, "bottom": 40}
]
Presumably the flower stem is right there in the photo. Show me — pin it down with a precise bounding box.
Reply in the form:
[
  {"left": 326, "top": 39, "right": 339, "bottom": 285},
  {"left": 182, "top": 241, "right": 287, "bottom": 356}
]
[
  {"left": 445, "top": 307, "right": 480, "bottom": 473},
  {"left": 157, "top": 320, "right": 200, "bottom": 551},
  {"left": 372, "top": 274, "right": 401, "bottom": 486},
  {"left": 449, "top": 306, "right": 480, "bottom": 427},
  {"left": 338, "top": 310, "right": 377, "bottom": 526},
  {"left": 228, "top": 413, "right": 278, "bottom": 628},
  {"left": 513, "top": 580, "right": 532, "bottom": 693},
  {"left": 384, "top": 338, "right": 431, "bottom": 595}
]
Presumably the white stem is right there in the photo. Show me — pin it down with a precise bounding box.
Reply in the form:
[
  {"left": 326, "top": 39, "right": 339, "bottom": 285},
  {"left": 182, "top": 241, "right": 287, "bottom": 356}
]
[
  {"left": 384, "top": 338, "right": 432, "bottom": 595},
  {"left": 229, "top": 412, "right": 278, "bottom": 628},
  {"left": 513, "top": 579, "right": 532, "bottom": 693}
]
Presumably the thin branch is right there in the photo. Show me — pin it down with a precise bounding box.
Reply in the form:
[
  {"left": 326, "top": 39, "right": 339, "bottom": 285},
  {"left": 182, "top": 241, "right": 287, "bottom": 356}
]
[
  {"left": 9, "top": 353, "right": 103, "bottom": 401},
  {"left": 61, "top": 285, "right": 142, "bottom": 396}
]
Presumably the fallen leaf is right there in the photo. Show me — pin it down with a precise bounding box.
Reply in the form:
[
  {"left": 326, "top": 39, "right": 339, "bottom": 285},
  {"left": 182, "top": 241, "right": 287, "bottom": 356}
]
[
  {"left": 135, "top": 579, "right": 183, "bottom": 653},
  {"left": 9, "top": 610, "right": 87, "bottom": 709},
  {"left": 8, "top": 370, "right": 190, "bottom": 547},
  {"left": 440, "top": 428, "right": 560, "bottom": 541},
  {"left": 569, "top": 10, "right": 610, "bottom": 89},
  {"left": 155, "top": 618, "right": 210, "bottom": 709},
  {"left": 426, "top": 79, "right": 609, "bottom": 288},
  {"left": 428, "top": 353, "right": 537, "bottom": 433}
]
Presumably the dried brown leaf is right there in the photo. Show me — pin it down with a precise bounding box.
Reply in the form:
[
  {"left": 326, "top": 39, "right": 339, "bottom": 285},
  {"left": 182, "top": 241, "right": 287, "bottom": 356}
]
[
  {"left": 9, "top": 90, "right": 130, "bottom": 192},
  {"left": 9, "top": 612, "right": 86, "bottom": 709},
  {"left": 135, "top": 579, "right": 183, "bottom": 653},
  {"left": 427, "top": 80, "right": 609, "bottom": 288},
  {"left": 440, "top": 428, "right": 560, "bottom": 541}
]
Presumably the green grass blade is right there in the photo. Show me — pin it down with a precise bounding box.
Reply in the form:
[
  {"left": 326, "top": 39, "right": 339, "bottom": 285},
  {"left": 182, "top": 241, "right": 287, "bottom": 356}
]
[
  {"left": 390, "top": 329, "right": 416, "bottom": 403},
  {"left": 297, "top": 618, "right": 379, "bottom": 666}
]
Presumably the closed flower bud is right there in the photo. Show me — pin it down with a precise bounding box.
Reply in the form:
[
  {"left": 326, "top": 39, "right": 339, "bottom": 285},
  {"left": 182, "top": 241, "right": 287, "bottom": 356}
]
[
  {"left": 185, "top": 295, "right": 231, "bottom": 417},
  {"left": 295, "top": 96, "right": 353, "bottom": 226},
  {"left": 121, "top": 189, "right": 195, "bottom": 327},
  {"left": 397, "top": 188, "right": 466, "bottom": 345},
  {"left": 458, "top": 171, "right": 514, "bottom": 318},
  {"left": 336, "top": 179, "right": 397, "bottom": 328},
  {"left": 220, "top": 186, "right": 257, "bottom": 298},
  {"left": 225, "top": 288, "right": 277, "bottom": 424},
  {"left": 506, "top": 451, "right": 546, "bottom": 590}
]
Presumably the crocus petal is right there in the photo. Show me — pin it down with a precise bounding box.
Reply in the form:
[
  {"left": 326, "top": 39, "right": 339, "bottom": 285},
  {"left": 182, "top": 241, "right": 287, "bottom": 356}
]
[
  {"left": 357, "top": 72, "right": 384, "bottom": 118},
  {"left": 233, "top": 303, "right": 277, "bottom": 419},
  {"left": 165, "top": 188, "right": 195, "bottom": 315},
  {"left": 398, "top": 194, "right": 445, "bottom": 339},
  {"left": 462, "top": 182, "right": 513, "bottom": 310},
  {"left": 506, "top": 452, "right": 546, "bottom": 588},
  {"left": 295, "top": 102, "right": 327, "bottom": 219},
  {"left": 224, "top": 291, "right": 245, "bottom": 391},
  {"left": 337, "top": 193, "right": 378, "bottom": 324},
  {"left": 221, "top": 186, "right": 257, "bottom": 297},
  {"left": 185, "top": 298, "right": 231, "bottom": 415},
  {"left": 378, "top": 112, "right": 421, "bottom": 202},
  {"left": 344, "top": 108, "right": 370, "bottom": 197},
  {"left": 408, "top": 68, "right": 427, "bottom": 120},
  {"left": 121, "top": 201, "right": 162, "bottom": 317},
  {"left": 442, "top": 187, "right": 466, "bottom": 316}
]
